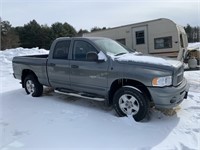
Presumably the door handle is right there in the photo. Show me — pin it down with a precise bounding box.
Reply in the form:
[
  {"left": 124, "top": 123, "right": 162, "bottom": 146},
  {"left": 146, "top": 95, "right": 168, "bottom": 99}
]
[{"left": 71, "top": 65, "right": 79, "bottom": 68}]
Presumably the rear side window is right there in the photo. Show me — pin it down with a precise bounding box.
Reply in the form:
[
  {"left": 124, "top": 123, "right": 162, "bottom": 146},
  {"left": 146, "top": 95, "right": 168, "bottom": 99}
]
[{"left": 53, "top": 40, "right": 71, "bottom": 59}]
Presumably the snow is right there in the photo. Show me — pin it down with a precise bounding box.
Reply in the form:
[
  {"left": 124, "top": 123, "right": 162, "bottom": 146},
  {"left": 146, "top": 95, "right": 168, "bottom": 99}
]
[
  {"left": 98, "top": 51, "right": 107, "bottom": 61},
  {"left": 0, "top": 47, "right": 200, "bottom": 150},
  {"left": 188, "top": 42, "right": 200, "bottom": 51},
  {"left": 112, "top": 53, "right": 179, "bottom": 67},
  {"left": 0, "top": 47, "right": 48, "bottom": 93}
]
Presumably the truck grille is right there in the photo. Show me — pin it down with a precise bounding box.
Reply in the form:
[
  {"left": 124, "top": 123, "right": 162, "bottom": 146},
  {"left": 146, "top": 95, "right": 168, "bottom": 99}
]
[
  {"left": 174, "top": 66, "right": 184, "bottom": 86},
  {"left": 177, "top": 73, "right": 183, "bottom": 85}
]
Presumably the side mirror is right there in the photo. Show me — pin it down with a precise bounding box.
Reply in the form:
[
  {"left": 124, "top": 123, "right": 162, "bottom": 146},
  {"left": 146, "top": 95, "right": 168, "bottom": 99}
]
[
  {"left": 86, "top": 51, "right": 107, "bottom": 62},
  {"left": 86, "top": 52, "right": 98, "bottom": 61}
]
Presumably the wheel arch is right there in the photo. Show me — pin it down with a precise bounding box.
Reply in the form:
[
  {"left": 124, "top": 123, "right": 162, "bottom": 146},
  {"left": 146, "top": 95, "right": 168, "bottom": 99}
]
[
  {"left": 108, "top": 79, "right": 152, "bottom": 105},
  {"left": 21, "top": 69, "right": 38, "bottom": 88}
]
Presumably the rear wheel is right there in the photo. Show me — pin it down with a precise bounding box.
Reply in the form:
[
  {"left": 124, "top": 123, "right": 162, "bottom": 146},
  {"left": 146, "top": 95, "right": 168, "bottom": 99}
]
[
  {"left": 24, "top": 75, "right": 43, "bottom": 97},
  {"left": 113, "top": 86, "right": 149, "bottom": 122}
]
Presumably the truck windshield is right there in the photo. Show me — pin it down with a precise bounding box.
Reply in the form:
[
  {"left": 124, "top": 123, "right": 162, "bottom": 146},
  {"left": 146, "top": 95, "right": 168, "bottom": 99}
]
[{"left": 93, "top": 38, "right": 132, "bottom": 56}]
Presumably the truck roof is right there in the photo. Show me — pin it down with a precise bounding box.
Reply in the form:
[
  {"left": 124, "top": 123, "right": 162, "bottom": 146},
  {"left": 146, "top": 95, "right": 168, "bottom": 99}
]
[{"left": 55, "top": 37, "right": 109, "bottom": 41}]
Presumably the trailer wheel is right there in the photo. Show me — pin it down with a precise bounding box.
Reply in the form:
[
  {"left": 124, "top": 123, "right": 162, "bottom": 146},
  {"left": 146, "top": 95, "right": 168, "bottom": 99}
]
[
  {"left": 113, "top": 86, "right": 149, "bottom": 122},
  {"left": 24, "top": 75, "right": 43, "bottom": 97}
]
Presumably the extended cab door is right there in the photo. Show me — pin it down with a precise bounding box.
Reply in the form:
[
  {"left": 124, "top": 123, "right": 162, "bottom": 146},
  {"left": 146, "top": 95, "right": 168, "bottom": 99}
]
[
  {"left": 70, "top": 39, "right": 109, "bottom": 96},
  {"left": 47, "top": 39, "right": 71, "bottom": 89}
]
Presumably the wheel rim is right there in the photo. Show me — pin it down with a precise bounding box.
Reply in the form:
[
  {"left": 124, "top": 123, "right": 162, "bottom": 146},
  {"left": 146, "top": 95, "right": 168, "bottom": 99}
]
[
  {"left": 119, "top": 94, "right": 140, "bottom": 115},
  {"left": 26, "top": 80, "right": 35, "bottom": 94}
]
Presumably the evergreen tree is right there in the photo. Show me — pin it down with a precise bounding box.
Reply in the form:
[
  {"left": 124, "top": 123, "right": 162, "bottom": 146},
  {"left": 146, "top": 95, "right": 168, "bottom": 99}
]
[
  {"left": 90, "top": 26, "right": 102, "bottom": 32},
  {"left": 1, "top": 19, "right": 77, "bottom": 50},
  {"left": 51, "top": 22, "right": 76, "bottom": 39},
  {"left": 1, "top": 20, "right": 19, "bottom": 50},
  {"left": 39, "top": 25, "right": 54, "bottom": 49},
  {"left": 184, "top": 24, "right": 200, "bottom": 42},
  {"left": 90, "top": 26, "right": 107, "bottom": 32},
  {"left": 16, "top": 20, "right": 42, "bottom": 48},
  {"left": 77, "top": 29, "right": 89, "bottom": 37}
]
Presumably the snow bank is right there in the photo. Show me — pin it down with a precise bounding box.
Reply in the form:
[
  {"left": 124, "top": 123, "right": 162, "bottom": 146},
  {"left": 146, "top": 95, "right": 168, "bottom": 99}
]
[
  {"left": 188, "top": 42, "right": 200, "bottom": 51},
  {"left": 0, "top": 47, "right": 48, "bottom": 63},
  {"left": 0, "top": 47, "right": 48, "bottom": 93}
]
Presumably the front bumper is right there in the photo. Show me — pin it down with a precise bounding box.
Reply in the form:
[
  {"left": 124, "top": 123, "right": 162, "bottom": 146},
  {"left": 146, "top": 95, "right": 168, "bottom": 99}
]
[{"left": 148, "top": 78, "right": 189, "bottom": 108}]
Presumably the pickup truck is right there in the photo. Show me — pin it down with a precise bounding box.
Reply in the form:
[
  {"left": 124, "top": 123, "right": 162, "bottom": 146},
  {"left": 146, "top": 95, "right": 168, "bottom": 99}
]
[{"left": 12, "top": 37, "right": 189, "bottom": 122}]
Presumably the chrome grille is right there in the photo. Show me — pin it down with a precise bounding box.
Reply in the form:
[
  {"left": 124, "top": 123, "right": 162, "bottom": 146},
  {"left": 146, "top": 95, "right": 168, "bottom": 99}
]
[
  {"left": 177, "top": 73, "right": 183, "bottom": 85},
  {"left": 175, "top": 65, "right": 184, "bottom": 86}
]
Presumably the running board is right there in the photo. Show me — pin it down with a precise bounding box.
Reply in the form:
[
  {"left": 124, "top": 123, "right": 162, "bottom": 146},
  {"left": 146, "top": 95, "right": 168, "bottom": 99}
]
[{"left": 55, "top": 90, "right": 105, "bottom": 101}]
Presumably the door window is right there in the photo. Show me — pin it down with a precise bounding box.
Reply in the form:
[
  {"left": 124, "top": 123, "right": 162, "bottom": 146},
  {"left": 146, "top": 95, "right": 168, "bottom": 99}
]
[
  {"left": 73, "top": 41, "right": 97, "bottom": 61},
  {"left": 53, "top": 40, "right": 71, "bottom": 59}
]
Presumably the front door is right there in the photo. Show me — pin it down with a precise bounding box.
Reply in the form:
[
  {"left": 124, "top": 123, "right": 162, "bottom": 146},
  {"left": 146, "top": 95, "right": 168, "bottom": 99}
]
[
  {"left": 132, "top": 26, "right": 148, "bottom": 54},
  {"left": 70, "top": 40, "right": 109, "bottom": 96}
]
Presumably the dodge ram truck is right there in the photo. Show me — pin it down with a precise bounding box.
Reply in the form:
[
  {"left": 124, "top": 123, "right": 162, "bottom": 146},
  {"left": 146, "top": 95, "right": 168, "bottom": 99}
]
[{"left": 12, "top": 37, "right": 189, "bottom": 121}]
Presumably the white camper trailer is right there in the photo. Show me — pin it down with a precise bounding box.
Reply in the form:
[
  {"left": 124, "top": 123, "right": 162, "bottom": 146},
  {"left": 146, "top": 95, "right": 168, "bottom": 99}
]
[{"left": 83, "top": 18, "right": 188, "bottom": 60}]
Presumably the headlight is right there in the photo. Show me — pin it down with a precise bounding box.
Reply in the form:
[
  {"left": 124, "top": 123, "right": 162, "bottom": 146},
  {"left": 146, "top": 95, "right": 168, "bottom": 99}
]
[{"left": 152, "top": 76, "right": 172, "bottom": 87}]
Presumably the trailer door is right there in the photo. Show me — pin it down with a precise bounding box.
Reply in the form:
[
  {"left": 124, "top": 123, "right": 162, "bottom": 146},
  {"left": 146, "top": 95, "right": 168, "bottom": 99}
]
[{"left": 132, "top": 26, "right": 148, "bottom": 54}]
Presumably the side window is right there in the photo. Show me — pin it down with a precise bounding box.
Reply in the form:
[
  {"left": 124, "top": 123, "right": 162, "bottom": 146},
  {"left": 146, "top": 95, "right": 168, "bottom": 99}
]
[
  {"left": 73, "top": 41, "right": 97, "bottom": 61},
  {"left": 53, "top": 40, "right": 71, "bottom": 59},
  {"left": 180, "top": 34, "right": 184, "bottom": 48},
  {"left": 154, "top": 36, "right": 172, "bottom": 49},
  {"left": 135, "top": 30, "right": 145, "bottom": 45}
]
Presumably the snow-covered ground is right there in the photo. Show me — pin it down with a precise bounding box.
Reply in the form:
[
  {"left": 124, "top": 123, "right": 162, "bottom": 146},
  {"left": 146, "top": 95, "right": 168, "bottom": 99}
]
[
  {"left": 188, "top": 42, "right": 200, "bottom": 51},
  {"left": 0, "top": 48, "right": 200, "bottom": 150}
]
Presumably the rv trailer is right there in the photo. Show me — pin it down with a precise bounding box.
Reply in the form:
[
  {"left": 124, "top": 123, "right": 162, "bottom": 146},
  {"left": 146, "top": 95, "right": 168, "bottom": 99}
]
[{"left": 83, "top": 18, "right": 188, "bottom": 60}]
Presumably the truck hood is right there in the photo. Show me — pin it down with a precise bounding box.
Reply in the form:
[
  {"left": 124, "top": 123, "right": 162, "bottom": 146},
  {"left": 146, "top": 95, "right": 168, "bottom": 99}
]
[{"left": 112, "top": 53, "right": 182, "bottom": 68}]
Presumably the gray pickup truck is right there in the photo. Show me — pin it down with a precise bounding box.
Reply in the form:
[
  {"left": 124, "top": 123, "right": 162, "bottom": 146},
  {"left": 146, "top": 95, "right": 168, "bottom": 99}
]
[{"left": 12, "top": 37, "right": 189, "bottom": 121}]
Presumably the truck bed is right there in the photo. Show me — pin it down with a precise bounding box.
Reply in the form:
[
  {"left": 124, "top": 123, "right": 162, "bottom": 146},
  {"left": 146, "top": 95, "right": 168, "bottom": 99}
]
[
  {"left": 12, "top": 54, "right": 49, "bottom": 86},
  {"left": 15, "top": 54, "right": 49, "bottom": 58}
]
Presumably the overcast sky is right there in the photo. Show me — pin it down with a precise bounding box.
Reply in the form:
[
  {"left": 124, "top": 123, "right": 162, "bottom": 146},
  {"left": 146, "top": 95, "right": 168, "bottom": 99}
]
[{"left": 1, "top": 0, "right": 200, "bottom": 31}]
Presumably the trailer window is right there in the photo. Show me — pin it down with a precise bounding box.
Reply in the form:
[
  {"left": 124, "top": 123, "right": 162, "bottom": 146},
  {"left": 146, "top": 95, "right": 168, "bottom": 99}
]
[
  {"left": 135, "top": 31, "right": 145, "bottom": 45},
  {"left": 116, "top": 39, "right": 126, "bottom": 45},
  {"left": 53, "top": 40, "right": 71, "bottom": 59},
  {"left": 154, "top": 36, "right": 172, "bottom": 49},
  {"left": 180, "top": 34, "right": 184, "bottom": 48}
]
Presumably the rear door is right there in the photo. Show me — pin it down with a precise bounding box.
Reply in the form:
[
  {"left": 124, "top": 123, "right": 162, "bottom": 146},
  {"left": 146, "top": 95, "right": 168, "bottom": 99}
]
[
  {"left": 47, "top": 40, "right": 71, "bottom": 89},
  {"left": 69, "top": 40, "right": 109, "bottom": 96}
]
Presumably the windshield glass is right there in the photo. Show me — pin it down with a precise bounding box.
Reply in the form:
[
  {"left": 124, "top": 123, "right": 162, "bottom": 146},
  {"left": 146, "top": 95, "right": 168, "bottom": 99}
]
[{"left": 93, "top": 38, "right": 132, "bottom": 56}]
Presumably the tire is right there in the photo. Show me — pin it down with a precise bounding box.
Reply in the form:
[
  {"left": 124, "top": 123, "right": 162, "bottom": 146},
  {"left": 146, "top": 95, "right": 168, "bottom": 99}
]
[
  {"left": 113, "top": 86, "right": 149, "bottom": 122},
  {"left": 24, "top": 75, "right": 43, "bottom": 97}
]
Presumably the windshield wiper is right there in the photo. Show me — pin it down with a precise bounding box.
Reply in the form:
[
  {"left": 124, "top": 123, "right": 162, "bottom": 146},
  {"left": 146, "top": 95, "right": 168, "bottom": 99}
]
[{"left": 115, "top": 52, "right": 127, "bottom": 56}]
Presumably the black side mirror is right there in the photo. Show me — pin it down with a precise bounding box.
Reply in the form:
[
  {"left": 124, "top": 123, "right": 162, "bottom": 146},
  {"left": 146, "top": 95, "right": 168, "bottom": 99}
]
[{"left": 86, "top": 52, "right": 98, "bottom": 61}]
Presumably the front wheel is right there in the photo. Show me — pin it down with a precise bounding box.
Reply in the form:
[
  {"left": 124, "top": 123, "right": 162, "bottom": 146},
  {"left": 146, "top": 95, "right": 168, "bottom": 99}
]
[
  {"left": 113, "top": 86, "right": 149, "bottom": 122},
  {"left": 24, "top": 75, "right": 43, "bottom": 97}
]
